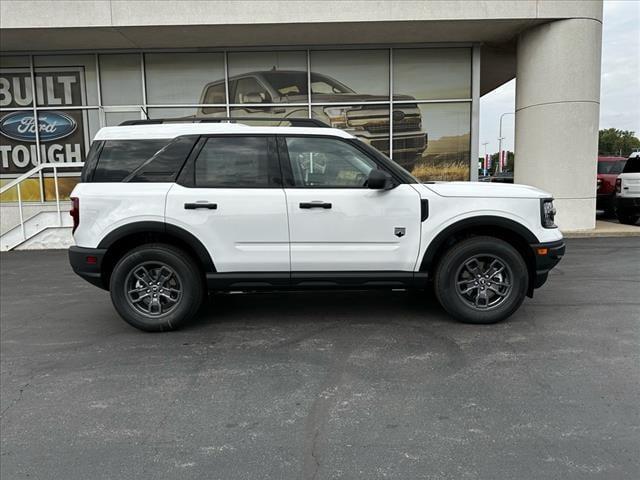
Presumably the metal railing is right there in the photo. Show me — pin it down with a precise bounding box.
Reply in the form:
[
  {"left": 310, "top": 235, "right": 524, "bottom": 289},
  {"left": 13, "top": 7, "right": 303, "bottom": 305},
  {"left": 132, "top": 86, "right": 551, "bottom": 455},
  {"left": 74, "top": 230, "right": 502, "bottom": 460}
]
[{"left": 0, "top": 162, "right": 84, "bottom": 241}]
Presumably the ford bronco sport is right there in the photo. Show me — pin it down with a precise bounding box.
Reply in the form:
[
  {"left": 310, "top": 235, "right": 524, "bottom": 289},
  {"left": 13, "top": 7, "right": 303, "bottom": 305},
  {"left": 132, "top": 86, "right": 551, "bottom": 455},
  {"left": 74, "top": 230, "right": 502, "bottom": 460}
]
[
  {"left": 69, "top": 118, "right": 565, "bottom": 332},
  {"left": 196, "top": 70, "right": 427, "bottom": 171}
]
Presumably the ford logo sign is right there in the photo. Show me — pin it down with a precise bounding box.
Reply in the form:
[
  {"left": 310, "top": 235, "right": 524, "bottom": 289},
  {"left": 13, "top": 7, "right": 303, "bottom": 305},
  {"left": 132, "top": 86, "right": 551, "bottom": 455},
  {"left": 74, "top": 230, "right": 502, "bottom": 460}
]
[{"left": 0, "top": 111, "right": 77, "bottom": 143}]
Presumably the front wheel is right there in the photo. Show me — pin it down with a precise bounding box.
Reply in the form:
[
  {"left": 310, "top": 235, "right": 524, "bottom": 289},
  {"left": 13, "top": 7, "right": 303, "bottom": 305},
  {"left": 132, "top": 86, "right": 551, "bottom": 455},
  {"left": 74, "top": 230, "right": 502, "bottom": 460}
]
[
  {"left": 434, "top": 236, "right": 528, "bottom": 324},
  {"left": 109, "top": 244, "right": 204, "bottom": 332}
]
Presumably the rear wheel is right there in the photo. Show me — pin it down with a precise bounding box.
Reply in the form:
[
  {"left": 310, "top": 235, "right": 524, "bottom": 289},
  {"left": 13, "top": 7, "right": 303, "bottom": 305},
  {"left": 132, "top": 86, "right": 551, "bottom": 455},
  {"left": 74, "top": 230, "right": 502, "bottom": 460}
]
[
  {"left": 434, "top": 236, "right": 528, "bottom": 324},
  {"left": 109, "top": 244, "right": 204, "bottom": 332}
]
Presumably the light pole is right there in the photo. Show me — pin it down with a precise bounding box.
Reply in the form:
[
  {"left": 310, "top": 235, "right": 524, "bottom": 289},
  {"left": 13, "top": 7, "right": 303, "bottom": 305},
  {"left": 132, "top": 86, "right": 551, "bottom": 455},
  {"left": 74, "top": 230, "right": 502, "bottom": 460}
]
[{"left": 497, "top": 112, "right": 514, "bottom": 173}]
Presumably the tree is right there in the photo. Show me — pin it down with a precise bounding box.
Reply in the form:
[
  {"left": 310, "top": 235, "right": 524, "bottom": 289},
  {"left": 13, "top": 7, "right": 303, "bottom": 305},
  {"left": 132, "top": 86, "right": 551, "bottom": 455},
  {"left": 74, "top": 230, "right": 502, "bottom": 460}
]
[{"left": 598, "top": 129, "right": 640, "bottom": 157}]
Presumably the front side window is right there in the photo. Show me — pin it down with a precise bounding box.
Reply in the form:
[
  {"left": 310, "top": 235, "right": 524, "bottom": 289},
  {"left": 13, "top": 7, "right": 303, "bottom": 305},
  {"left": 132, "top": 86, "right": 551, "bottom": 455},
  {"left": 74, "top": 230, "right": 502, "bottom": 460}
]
[
  {"left": 195, "top": 136, "right": 272, "bottom": 188},
  {"left": 285, "top": 137, "right": 376, "bottom": 188}
]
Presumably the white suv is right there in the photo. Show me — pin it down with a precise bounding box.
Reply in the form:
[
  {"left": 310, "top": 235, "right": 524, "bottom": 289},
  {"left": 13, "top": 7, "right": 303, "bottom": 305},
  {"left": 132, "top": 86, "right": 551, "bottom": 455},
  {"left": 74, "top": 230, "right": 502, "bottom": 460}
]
[
  {"left": 615, "top": 152, "right": 640, "bottom": 225},
  {"left": 68, "top": 118, "right": 565, "bottom": 332}
]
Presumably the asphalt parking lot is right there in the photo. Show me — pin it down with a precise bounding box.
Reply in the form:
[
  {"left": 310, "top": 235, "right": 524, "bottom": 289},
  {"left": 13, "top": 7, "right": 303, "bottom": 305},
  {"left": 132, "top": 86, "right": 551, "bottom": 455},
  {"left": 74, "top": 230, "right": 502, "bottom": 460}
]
[{"left": 1, "top": 238, "right": 639, "bottom": 480}]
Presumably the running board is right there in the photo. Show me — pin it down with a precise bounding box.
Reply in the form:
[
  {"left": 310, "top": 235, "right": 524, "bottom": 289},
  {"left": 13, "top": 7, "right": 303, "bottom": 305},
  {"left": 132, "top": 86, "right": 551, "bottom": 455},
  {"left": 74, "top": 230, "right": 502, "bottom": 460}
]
[{"left": 206, "top": 271, "right": 429, "bottom": 291}]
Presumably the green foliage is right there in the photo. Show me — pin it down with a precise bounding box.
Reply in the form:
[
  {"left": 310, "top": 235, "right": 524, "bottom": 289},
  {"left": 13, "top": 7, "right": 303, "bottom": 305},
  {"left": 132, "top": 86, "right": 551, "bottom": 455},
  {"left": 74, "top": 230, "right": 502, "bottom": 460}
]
[{"left": 599, "top": 129, "right": 640, "bottom": 157}]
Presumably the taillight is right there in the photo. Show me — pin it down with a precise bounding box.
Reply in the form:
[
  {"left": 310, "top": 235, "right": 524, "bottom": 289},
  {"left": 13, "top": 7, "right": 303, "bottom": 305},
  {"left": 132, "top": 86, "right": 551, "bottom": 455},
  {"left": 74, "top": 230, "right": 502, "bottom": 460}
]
[
  {"left": 70, "top": 197, "right": 79, "bottom": 233},
  {"left": 616, "top": 178, "right": 622, "bottom": 194},
  {"left": 597, "top": 178, "right": 602, "bottom": 192}
]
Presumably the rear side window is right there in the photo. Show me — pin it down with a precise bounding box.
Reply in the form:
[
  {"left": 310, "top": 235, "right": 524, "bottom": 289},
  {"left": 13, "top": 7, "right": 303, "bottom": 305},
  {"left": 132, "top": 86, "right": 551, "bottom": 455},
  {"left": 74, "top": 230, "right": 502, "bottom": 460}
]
[
  {"left": 126, "top": 136, "right": 198, "bottom": 183},
  {"left": 194, "top": 136, "right": 273, "bottom": 188},
  {"left": 92, "top": 139, "right": 169, "bottom": 182},
  {"left": 622, "top": 157, "right": 640, "bottom": 173}
]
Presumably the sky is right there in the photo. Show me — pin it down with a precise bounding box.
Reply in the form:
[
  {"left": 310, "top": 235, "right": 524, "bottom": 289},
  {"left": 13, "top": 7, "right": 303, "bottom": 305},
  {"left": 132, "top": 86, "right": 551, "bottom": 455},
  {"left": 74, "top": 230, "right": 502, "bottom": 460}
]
[{"left": 479, "top": 0, "right": 640, "bottom": 156}]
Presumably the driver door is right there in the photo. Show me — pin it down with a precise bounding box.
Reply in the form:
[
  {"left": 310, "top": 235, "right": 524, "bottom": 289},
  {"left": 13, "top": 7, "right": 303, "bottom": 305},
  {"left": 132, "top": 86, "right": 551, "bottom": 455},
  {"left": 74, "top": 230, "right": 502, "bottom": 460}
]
[{"left": 281, "top": 136, "right": 422, "bottom": 272}]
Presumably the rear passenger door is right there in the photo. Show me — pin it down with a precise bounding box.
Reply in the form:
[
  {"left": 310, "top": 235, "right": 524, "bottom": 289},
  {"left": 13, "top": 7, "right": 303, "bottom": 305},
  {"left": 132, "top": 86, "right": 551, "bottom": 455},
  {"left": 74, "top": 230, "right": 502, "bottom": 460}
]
[{"left": 165, "top": 135, "right": 290, "bottom": 272}]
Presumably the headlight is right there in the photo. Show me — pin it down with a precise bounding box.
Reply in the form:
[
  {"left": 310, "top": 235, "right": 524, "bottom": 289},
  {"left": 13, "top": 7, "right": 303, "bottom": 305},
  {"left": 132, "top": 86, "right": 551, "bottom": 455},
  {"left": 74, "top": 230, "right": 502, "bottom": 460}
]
[
  {"left": 324, "top": 107, "right": 349, "bottom": 129},
  {"left": 540, "top": 198, "right": 557, "bottom": 228}
]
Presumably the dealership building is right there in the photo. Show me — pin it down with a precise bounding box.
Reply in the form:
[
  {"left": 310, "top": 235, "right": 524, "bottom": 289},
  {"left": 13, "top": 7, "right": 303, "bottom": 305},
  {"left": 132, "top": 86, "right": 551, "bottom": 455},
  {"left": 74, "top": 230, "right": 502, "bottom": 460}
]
[{"left": 0, "top": 0, "right": 603, "bottom": 247}]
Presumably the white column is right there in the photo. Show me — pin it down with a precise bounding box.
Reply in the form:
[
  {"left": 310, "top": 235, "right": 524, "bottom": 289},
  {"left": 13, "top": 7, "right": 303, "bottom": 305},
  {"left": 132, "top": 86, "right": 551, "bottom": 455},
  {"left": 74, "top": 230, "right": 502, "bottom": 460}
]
[{"left": 515, "top": 18, "right": 602, "bottom": 231}]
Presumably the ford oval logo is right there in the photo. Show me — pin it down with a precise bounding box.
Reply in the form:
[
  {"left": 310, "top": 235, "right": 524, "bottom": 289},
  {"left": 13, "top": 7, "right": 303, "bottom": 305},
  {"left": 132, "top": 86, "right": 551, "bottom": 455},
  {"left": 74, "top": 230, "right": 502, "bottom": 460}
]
[{"left": 0, "top": 111, "right": 77, "bottom": 143}]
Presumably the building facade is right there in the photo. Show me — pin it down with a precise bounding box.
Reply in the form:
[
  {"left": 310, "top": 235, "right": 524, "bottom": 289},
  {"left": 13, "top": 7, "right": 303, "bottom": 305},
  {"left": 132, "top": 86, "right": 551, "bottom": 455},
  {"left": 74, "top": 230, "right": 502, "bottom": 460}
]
[{"left": 0, "top": 0, "right": 603, "bottom": 233}]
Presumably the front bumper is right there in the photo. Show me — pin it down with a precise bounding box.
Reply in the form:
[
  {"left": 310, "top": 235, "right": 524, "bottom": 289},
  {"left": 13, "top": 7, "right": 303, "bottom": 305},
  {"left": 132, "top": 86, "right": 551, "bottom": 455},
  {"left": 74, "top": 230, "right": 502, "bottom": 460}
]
[
  {"left": 68, "top": 246, "right": 108, "bottom": 290},
  {"left": 530, "top": 240, "right": 566, "bottom": 290}
]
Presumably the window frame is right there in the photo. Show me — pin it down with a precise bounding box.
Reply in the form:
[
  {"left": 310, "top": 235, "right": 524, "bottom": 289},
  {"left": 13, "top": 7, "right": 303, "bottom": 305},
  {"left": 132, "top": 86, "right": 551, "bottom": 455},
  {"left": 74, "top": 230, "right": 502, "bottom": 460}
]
[
  {"left": 177, "top": 134, "right": 281, "bottom": 189},
  {"left": 277, "top": 134, "right": 412, "bottom": 189}
]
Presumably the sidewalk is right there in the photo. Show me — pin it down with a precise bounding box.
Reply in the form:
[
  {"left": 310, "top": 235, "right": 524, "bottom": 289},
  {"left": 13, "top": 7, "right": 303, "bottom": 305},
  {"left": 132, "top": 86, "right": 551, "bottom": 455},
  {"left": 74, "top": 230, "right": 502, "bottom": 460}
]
[{"left": 563, "top": 220, "right": 640, "bottom": 238}]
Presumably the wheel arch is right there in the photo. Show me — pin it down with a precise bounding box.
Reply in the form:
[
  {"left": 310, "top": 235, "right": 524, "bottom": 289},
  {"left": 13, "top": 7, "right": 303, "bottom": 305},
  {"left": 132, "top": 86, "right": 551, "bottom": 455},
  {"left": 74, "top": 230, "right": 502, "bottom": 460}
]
[
  {"left": 420, "top": 216, "right": 539, "bottom": 296},
  {"left": 98, "top": 221, "right": 215, "bottom": 287}
]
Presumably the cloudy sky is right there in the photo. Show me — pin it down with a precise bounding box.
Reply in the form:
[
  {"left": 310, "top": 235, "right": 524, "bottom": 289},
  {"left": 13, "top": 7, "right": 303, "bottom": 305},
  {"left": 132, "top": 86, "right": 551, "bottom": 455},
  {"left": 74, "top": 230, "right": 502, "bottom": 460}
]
[{"left": 479, "top": 0, "right": 640, "bottom": 155}]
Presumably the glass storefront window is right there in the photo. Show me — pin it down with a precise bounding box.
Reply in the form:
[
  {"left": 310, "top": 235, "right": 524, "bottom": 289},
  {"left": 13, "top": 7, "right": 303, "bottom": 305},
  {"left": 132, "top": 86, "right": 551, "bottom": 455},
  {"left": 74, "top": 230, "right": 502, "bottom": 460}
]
[
  {"left": 34, "top": 55, "right": 99, "bottom": 106},
  {"left": 396, "top": 103, "right": 470, "bottom": 180},
  {"left": 393, "top": 48, "right": 471, "bottom": 100},
  {"left": 228, "top": 51, "right": 308, "bottom": 104},
  {"left": 104, "top": 110, "right": 144, "bottom": 126},
  {"left": 145, "top": 53, "right": 225, "bottom": 106},
  {"left": 312, "top": 103, "right": 391, "bottom": 153},
  {"left": 99, "top": 54, "right": 143, "bottom": 106},
  {"left": 1, "top": 58, "right": 33, "bottom": 108},
  {"left": 1, "top": 47, "right": 477, "bottom": 207},
  {"left": 310, "top": 49, "right": 389, "bottom": 102}
]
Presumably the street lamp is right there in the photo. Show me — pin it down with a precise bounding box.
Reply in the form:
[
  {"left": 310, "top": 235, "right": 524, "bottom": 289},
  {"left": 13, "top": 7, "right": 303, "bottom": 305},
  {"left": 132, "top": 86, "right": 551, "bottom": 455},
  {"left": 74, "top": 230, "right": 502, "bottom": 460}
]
[{"left": 497, "top": 112, "right": 514, "bottom": 173}]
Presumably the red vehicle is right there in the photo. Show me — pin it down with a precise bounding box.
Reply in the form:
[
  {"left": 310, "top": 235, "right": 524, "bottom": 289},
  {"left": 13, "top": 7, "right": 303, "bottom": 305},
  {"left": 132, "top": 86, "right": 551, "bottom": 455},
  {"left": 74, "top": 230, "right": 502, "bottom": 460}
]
[{"left": 597, "top": 156, "right": 627, "bottom": 216}]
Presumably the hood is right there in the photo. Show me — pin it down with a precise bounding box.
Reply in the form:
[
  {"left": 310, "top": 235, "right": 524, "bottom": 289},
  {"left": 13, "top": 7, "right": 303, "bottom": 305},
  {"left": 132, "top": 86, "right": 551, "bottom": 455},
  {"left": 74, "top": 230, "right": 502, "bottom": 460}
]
[{"left": 423, "top": 181, "right": 552, "bottom": 199}]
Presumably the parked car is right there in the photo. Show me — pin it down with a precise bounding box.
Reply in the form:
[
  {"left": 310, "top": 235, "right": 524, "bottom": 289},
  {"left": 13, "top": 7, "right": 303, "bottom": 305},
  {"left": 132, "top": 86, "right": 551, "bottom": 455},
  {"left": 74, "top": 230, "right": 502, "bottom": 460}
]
[
  {"left": 597, "top": 156, "right": 627, "bottom": 216},
  {"left": 195, "top": 70, "right": 427, "bottom": 172},
  {"left": 68, "top": 118, "right": 564, "bottom": 332},
  {"left": 615, "top": 152, "right": 640, "bottom": 225}
]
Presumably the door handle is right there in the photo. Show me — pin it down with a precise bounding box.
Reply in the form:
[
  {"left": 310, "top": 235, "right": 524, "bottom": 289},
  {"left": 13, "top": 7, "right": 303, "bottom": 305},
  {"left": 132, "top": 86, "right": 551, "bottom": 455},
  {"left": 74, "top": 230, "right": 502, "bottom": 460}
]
[
  {"left": 184, "top": 202, "right": 217, "bottom": 210},
  {"left": 299, "top": 201, "right": 332, "bottom": 209}
]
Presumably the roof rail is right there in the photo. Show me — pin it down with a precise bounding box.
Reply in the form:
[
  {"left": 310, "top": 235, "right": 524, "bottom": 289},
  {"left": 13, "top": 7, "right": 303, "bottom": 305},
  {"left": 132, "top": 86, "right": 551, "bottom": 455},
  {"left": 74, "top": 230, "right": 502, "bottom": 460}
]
[{"left": 119, "top": 117, "right": 330, "bottom": 128}]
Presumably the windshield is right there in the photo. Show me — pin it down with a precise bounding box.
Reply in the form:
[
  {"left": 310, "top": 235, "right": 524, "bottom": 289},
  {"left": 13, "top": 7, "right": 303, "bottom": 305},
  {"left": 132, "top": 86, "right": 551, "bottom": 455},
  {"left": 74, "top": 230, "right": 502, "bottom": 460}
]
[
  {"left": 261, "top": 72, "right": 354, "bottom": 97},
  {"left": 598, "top": 160, "right": 627, "bottom": 174}
]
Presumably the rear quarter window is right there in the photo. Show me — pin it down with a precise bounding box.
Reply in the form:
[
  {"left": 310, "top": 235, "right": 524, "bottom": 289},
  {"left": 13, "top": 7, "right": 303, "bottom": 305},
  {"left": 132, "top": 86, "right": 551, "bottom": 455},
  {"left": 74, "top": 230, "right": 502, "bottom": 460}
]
[{"left": 91, "top": 139, "right": 170, "bottom": 182}]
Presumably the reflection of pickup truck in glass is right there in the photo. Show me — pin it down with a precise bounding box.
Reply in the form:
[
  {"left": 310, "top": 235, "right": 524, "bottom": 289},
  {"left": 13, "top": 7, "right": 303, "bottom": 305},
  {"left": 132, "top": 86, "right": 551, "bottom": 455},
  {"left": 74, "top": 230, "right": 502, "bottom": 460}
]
[{"left": 195, "top": 70, "right": 427, "bottom": 171}]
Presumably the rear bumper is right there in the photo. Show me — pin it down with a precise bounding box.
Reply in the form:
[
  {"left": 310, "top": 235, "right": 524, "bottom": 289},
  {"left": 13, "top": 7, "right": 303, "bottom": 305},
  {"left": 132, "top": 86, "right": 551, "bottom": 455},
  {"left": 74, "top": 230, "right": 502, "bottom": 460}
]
[
  {"left": 68, "top": 246, "right": 108, "bottom": 290},
  {"left": 530, "top": 240, "right": 566, "bottom": 290}
]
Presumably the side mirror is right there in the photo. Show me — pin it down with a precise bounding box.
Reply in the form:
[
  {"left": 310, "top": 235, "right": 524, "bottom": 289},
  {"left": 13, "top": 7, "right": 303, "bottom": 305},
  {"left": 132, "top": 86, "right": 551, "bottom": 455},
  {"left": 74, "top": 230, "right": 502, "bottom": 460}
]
[{"left": 367, "top": 169, "right": 395, "bottom": 190}]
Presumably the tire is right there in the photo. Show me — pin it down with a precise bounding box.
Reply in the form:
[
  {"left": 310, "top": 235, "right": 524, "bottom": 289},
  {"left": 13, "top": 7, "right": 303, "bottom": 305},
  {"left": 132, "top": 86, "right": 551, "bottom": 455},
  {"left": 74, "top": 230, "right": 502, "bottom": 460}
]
[
  {"left": 109, "top": 244, "right": 204, "bottom": 332},
  {"left": 433, "top": 236, "right": 528, "bottom": 324},
  {"left": 616, "top": 211, "right": 639, "bottom": 225}
]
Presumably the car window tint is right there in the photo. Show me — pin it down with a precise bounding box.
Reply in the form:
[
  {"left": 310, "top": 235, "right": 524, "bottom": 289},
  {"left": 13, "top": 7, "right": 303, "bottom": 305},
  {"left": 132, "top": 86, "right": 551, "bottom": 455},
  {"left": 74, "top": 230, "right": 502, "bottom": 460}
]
[
  {"left": 127, "top": 136, "right": 198, "bottom": 183},
  {"left": 92, "top": 139, "right": 169, "bottom": 182},
  {"left": 195, "top": 136, "right": 271, "bottom": 188},
  {"left": 285, "top": 137, "right": 376, "bottom": 188}
]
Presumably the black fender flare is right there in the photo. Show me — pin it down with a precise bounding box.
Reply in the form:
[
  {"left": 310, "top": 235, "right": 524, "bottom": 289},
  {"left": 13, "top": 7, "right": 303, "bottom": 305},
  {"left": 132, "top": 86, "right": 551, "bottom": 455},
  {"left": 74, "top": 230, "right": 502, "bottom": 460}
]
[
  {"left": 419, "top": 215, "right": 539, "bottom": 272},
  {"left": 97, "top": 221, "right": 216, "bottom": 272}
]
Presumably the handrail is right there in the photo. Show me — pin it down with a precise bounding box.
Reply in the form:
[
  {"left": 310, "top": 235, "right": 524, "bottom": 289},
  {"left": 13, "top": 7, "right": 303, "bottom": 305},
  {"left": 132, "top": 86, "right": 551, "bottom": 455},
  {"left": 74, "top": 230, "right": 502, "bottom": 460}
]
[
  {"left": 1, "top": 162, "right": 84, "bottom": 244},
  {"left": 0, "top": 162, "right": 84, "bottom": 195}
]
